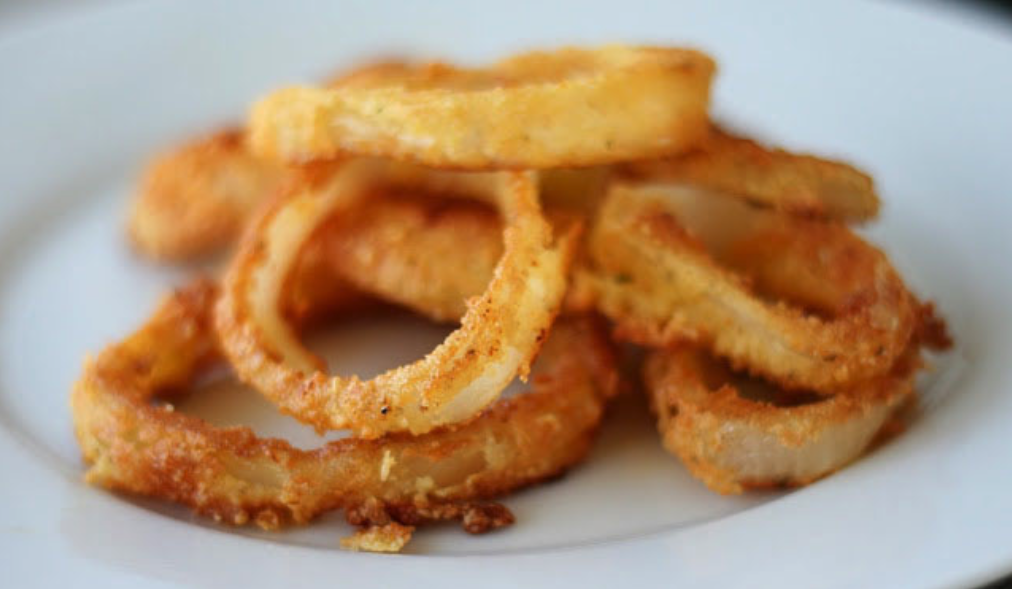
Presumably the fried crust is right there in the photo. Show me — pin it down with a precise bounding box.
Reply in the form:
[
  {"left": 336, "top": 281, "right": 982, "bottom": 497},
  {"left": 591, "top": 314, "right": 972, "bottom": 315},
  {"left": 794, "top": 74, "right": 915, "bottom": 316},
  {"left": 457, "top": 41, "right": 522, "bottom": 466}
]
[
  {"left": 579, "top": 183, "right": 917, "bottom": 391},
  {"left": 622, "top": 126, "right": 880, "bottom": 221},
  {"left": 320, "top": 193, "right": 587, "bottom": 323},
  {"left": 127, "top": 129, "right": 288, "bottom": 260},
  {"left": 644, "top": 344, "right": 920, "bottom": 494},
  {"left": 249, "top": 46, "right": 715, "bottom": 169},
  {"left": 216, "top": 163, "right": 579, "bottom": 437},
  {"left": 126, "top": 133, "right": 607, "bottom": 263},
  {"left": 72, "top": 281, "right": 619, "bottom": 546},
  {"left": 321, "top": 194, "right": 503, "bottom": 323}
]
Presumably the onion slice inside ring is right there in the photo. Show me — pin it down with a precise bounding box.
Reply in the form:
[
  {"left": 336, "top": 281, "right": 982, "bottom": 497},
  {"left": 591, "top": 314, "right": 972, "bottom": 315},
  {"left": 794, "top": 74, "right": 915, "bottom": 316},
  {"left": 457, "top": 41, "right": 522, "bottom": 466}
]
[
  {"left": 248, "top": 45, "right": 715, "bottom": 169},
  {"left": 72, "top": 281, "right": 619, "bottom": 545},
  {"left": 643, "top": 344, "right": 919, "bottom": 494},
  {"left": 216, "top": 160, "right": 578, "bottom": 437},
  {"left": 579, "top": 182, "right": 917, "bottom": 391}
]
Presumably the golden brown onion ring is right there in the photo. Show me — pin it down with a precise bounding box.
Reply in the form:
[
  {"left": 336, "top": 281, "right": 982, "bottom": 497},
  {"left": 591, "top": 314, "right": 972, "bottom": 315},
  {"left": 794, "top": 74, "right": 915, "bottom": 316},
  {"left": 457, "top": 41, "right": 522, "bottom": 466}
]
[
  {"left": 72, "top": 281, "right": 619, "bottom": 545},
  {"left": 127, "top": 129, "right": 289, "bottom": 260},
  {"left": 643, "top": 344, "right": 919, "bottom": 494},
  {"left": 622, "top": 126, "right": 880, "bottom": 222},
  {"left": 579, "top": 182, "right": 917, "bottom": 391},
  {"left": 249, "top": 46, "right": 715, "bottom": 169},
  {"left": 217, "top": 161, "right": 578, "bottom": 437}
]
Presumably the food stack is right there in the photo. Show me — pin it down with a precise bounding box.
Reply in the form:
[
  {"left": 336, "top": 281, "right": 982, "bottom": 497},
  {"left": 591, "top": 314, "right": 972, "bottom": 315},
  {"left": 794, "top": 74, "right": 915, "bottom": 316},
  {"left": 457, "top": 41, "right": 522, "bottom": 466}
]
[{"left": 72, "top": 45, "right": 950, "bottom": 553}]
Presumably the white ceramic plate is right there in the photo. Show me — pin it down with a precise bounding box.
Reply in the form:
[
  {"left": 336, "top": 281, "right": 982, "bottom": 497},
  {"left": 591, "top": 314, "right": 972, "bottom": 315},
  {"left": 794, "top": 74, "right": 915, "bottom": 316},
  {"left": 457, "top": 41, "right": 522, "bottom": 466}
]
[{"left": 2, "top": 1, "right": 1011, "bottom": 587}]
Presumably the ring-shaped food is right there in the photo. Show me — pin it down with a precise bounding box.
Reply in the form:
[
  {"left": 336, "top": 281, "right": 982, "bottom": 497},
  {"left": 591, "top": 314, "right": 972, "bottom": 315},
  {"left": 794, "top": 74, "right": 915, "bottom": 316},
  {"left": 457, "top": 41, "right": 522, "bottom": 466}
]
[
  {"left": 216, "top": 160, "right": 578, "bottom": 437},
  {"left": 249, "top": 46, "right": 715, "bottom": 169},
  {"left": 579, "top": 182, "right": 917, "bottom": 391},
  {"left": 72, "top": 281, "right": 618, "bottom": 549}
]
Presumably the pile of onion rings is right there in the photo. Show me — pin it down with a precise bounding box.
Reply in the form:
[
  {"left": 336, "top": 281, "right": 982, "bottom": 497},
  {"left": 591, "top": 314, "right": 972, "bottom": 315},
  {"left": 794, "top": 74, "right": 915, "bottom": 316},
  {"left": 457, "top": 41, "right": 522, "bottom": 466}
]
[{"left": 73, "top": 44, "right": 953, "bottom": 552}]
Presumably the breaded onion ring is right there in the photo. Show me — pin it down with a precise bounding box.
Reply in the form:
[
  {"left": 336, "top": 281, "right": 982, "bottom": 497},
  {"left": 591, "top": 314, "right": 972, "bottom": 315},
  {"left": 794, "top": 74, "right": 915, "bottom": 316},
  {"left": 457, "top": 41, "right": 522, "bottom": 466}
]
[
  {"left": 126, "top": 129, "right": 605, "bottom": 262},
  {"left": 249, "top": 46, "right": 715, "bottom": 169},
  {"left": 127, "top": 129, "right": 289, "bottom": 260},
  {"left": 622, "top": 126, "right": 880, "bottom": 222},
  {"left": 580, "top": 182, "right": 917, "bottom": 391},
  {"left": 643, "top": 344, "right": 919, "bottom": 494},
  {"left": 217, "top": 161, "right": 578, "bottom": 437},
  {"left": 72, "top": 281, "right": 619, "bottom": 544}
]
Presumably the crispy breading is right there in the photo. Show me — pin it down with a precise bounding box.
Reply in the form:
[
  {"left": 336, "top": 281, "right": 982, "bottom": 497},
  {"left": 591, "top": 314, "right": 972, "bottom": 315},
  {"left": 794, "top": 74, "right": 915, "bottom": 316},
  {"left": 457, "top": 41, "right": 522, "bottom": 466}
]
[
  {"left": 127, "top": 129, "right": 288, "bottom": 260},
  {"left": 319, "top": 192, "right": 587, "bottom": 323},
  {"left": 578, "top": 182, "right": 917, "bottom": 392},
  {"left": 340, "top": 523, "right": 415, "bottom": 553},
  {"left": 622, "top": 126, "right": 880, "bottom": 221},
  {"left": 71, "top": 281, "right": 619, "bottom": 551},
  {"left": 126, "top": 132, "right": 607, "bottom": 263},
  {"left": 344, "top": 496, "right": 515, "bottom": 535},
  {"left": 249, "top": 46, "right": 715, "bottom": 169},
  {"left": 644, "top": 344, "right": 919, "bottom": 494},
  {"left": 321, "top": 194, "right": 502, "bottom": 323}
]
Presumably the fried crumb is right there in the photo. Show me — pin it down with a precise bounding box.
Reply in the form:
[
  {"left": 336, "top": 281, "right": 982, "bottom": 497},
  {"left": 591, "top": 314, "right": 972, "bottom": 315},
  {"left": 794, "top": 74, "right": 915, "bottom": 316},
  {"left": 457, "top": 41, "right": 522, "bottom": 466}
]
[{"left": 341, "top": 522, "right": 415, "bottom": 553}]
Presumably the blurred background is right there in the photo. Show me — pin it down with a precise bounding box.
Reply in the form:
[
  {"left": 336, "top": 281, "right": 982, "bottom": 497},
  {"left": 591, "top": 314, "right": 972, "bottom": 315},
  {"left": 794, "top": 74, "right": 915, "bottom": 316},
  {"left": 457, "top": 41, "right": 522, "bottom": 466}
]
[{"left": 1, "top": 0, "right": 1012, "bottom": 27}]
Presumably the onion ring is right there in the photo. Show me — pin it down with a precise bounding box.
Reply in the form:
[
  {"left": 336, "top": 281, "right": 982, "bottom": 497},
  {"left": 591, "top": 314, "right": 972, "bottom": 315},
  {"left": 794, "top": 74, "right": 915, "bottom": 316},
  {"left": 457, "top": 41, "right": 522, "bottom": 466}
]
[
  {"left": 643, "top": 344, "right": 919, "bottom": 494},
  {"left": 72, "top": 281, "right": 619, "bottom": 546},
  {"left": 127, "top": 129, "right": 288, "bottom": 260},
  {"left": 579, "top": 182, "right": 917, "bottom": 391},
  {"left": 248, "top": 46, "right": 715, "bottom": 169},
  {"left": 217, "top": 161, "right": 578, "bottom": 437},
  {"left": 622, "top": 126, "right": 880, "bottom": 222}
]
